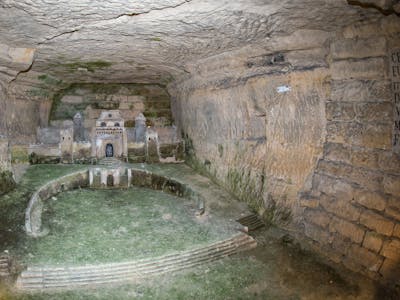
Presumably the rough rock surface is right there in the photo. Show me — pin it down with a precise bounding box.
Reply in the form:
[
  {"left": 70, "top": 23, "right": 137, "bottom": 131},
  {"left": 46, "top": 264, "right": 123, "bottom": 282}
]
[
  {"left": 0, "top": 0, "right": 400, "bottom": 286},
  {"left": 0, "top": 0, "right": 382, "bottom": 84},
  {"left": 170, "top": 14, "right": 400, "bottom": 284}
]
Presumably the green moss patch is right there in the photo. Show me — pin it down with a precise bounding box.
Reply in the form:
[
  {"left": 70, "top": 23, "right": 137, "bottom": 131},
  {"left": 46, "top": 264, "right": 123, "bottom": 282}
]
[
  {"left": 11, "top": 146, "right": 29, "bottom": 164},
  {"left": 0, "top": 170, "right": 16, "bottom": 195},
  {"left": 0, "top": 165, "right": 88, "bottom": 260},
  {"left": 37, "top": 74, "right": 63, "bottom": 86}
]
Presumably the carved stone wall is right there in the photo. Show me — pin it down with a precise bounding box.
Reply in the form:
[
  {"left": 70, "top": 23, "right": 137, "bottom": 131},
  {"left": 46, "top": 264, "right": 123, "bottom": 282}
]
[{"left": 171, "top": 16, "right": 400, "bottom": 282}]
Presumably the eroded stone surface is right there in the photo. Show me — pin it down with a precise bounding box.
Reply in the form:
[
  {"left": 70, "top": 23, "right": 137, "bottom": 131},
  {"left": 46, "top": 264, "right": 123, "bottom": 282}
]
[{"left": 1, "top": 0, "right": 400, "bottom": 287}]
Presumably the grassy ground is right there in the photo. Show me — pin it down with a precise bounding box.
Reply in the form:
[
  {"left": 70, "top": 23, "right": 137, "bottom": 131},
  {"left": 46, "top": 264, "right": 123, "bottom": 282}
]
[
  {"left": 2, "top": 256, "right": 269, "bottom": 300},
  {"left": 25, "top": 187, "right": 235, "bottom": 266},
  {"left": 1, "top": 164, "right": 397, "bottom": 299},
  {"left": 0, "top": 165, "right": 88, "bottom": 260},
  {"left": 2, "top": 228, "right": 391, "bottom": 300}
]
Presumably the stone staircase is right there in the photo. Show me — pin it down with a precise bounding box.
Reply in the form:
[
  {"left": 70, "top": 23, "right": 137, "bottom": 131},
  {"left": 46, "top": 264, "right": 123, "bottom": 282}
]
[
  {"left": 16, "top": 233, "right": 256, "bottom": 290},
  {"left": 98, "top": 157, "right": 122, "bottom": 168},
  {"left": 0, "top": 255, "right": 10, "bottom": 277},
  {"left": 237, "top": 214, "right": 265, "bottom": 231}
]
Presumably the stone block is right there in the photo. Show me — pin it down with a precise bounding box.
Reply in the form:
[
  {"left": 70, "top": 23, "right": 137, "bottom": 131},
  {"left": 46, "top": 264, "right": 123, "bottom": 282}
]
[
  {"left": 311, "top": 173, "right": 337, "bottom": 195},
  {"left": 326, "top": 102, "right": 355, "bottom": 121},
  {"left": 320, "top": 194, "right": 361, "bottom": 222},
  {"left": 330, "top": 233, "right": 352, "bottom": 256},
  {"left": 304, "top": 209, "right": 331, "bottom": 228},
  {"left": 324, "top": 142, "right": 351, "bottom": 164},
  {"left": 342, "top": 21, "right": 382, "bottom": 39},
  {"left": 347, "top": 167, "right": 383, "bottom": 191},
  {"left": 299, "top": 197, "right": 319, "bottom": 208},
  {"left": 347, "top": 244, "right": 383, "bottom": 272},
  {"left": 353, "top": 189, "right": 386, "bottom": 211},
  {"left": 326, "top": 122, "right": 347, "bottom": 144},
  {"left": 363, "top": 231, "right": 384, "bottom": 253},
  {"left": 379, "top": 258, "right": 400, "bottom": 281},
  {"left": 285, "top": 48, "right": 328, "bottom": 69},
  {"left": 327, "top": 122, "right": 392, "bottom": 150},
  {"left": 360, "top": 210, "right": 395, "bottom": 236},
  {"left": 331, "top": 57, "right": 388, "bottom": 80},
  {"left": 354, "top": 102, "right": 392, "bottom": 123},
  {"left": 350, "top": 147, "right": 379, "bottom": 170},
  {"left": 304, "top": 222, "right": 331, "bottom": 244},
  {"left": 381, "top": 239, "right": 400, "bottom": 260},
  {"left": 317, "top": 159, "right": 352, "bottom": 178},
  {"left": 352, "top": 123, "right": 392, "bottom": 150},
  {"left": 61, "top": 95, "right": 83, "bottom": 104},
  {"left": 393, "top": 224, "right": 400, "bottom": 239},
  {"left": 329, "top": 216, "right": 365, "bottom": 244},
  {"left": 380, "top": 15, "right": 400, "bottom": 36},
  {"left": 330, "top": 79, "right": 391, "bottom": 102},
  {"left": 383, "top": 175, "right": 400, "bottom": 196},
  {"left": 331, "top": 37, "right": 387, "bottom": 60},
  {"left": 385, "top": 198, "right": 400, "bottom": 221},
  {"left": 378, "top": 151, "right": 400, "bottom": 174},
  {"left": 269, "top": 29, "right": 333, "bottom": 51}
]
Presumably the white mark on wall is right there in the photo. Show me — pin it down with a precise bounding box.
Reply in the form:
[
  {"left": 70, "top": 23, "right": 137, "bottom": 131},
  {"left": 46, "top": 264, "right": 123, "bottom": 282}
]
[{"left": 276, "top": 85, "right": 291, "bottom": 93}]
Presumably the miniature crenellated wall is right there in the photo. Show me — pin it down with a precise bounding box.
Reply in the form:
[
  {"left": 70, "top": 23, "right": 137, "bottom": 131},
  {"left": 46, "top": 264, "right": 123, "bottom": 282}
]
[{"left": 170, "top": 16, "right": 400, "bottom": 283}]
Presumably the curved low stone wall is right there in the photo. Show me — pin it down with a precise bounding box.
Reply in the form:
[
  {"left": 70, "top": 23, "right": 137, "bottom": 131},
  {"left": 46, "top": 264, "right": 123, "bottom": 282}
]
[
  {"left": 130, "top": 168, "right": 205, "bottom": 214},
  {"left": 25, "top": 170, "right": 89, "bottom": 237},
  {"left": 25, "top": 167, "right": 206, "bottom": 238}
]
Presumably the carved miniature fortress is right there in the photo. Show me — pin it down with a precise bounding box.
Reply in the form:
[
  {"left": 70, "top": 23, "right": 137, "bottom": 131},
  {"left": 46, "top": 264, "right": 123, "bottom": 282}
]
[{"left": 28, "top": 110, "right": 184, "bottom": 164}]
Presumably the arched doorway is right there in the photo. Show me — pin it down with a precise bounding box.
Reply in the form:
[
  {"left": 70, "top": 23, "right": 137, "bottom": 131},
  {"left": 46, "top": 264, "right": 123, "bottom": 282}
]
[{"left": 105, "top": 143, "right": 114, "bottom": 157}]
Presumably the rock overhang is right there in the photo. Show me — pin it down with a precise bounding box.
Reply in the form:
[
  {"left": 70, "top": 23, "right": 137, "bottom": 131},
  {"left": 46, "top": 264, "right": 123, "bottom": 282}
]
[{"left": 0, "top": 0, "right": 386, "bottom": 85}]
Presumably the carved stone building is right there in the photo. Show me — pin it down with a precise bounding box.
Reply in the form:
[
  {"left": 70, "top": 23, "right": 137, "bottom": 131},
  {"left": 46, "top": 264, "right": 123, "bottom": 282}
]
[{"left": 92, "top": 110, "right": 128, "bottom": 159}]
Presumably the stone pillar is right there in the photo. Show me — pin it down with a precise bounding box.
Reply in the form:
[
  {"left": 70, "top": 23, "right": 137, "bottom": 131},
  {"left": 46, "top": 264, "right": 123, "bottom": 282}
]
[
  {"left": 135, "top": 113, "right": 146, "bottom": 143},
  {"left": 89, "top": 169, "right": 93, "bottom": 186},
  {"left": 60, "top": 127, "right": 74, "bottom": 163},
  {"left": 145, "top": 130, "right": 160, "bottom": 163},
  {"left": 127, "top": 168, "right": 132, "bottom": 187},
  {"left": 113, "top": 169, "right": 120, "bottom": 186},
  {"left": 100, "top": 169, "right": 107, "bottom": 186},
  {"left": 73, "top": 112, "right": 84, "bottom": 142}
]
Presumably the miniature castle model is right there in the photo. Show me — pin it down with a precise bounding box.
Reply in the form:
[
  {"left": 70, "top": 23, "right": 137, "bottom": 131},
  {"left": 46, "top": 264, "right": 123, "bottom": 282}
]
[
  {"left": 92, "top": 110, "right": 128, "bottom": 159},
  {"left": 28, "top": 110, "right": 183, "bottom": 164}
]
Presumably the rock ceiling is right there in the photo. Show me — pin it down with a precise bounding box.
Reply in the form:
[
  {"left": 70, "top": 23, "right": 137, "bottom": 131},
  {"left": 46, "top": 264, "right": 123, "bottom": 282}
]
[{"left": 0, "top": 0, "right": 391, "bottom": 84}]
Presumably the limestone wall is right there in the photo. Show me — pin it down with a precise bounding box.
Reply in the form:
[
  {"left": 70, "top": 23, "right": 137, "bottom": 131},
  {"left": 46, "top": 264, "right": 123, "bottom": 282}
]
[
  {"left": 301, "top": 17, "right": 400, "bottom": 283},
  {"left": 171, "top": 16, "right": 400, "bottom": 282},
  {"left": 51, "top": 83, "right": 172, "bottom": 130},
  {"left": 0, "top": 44, "right": 38, "bottom": 144},
  {"left": 28, "top": 144, "right": 60, "bottom": 157}
]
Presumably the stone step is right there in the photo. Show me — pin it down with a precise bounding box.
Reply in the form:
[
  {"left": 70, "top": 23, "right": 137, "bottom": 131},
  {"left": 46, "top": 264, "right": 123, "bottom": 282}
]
[
  {"left": 20, "top": 245, "right": 244, "bottom": 287},
  {"left": 19, "top": 245, "right": 253, "bottom": 290},
  {"left": 20, "top": 238, "right": 254, "bottom": 282},
  {"left": 24, "top": 233, "right": 250, "bottom": 274},
  {"left": 18, "top": 246, "right": 256, "bottom": 290},
  {"left": 98, "top": 157, "right": 123, "bottom": 167},
  {"left": 17, "top": 233, "right": 256, "bottom": 290},
  {"left": 20, "top": 235, "right": 254, "bottom": 281},
  {"left": 237, "top": 214, "right": 265, "bottom": 231}
]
